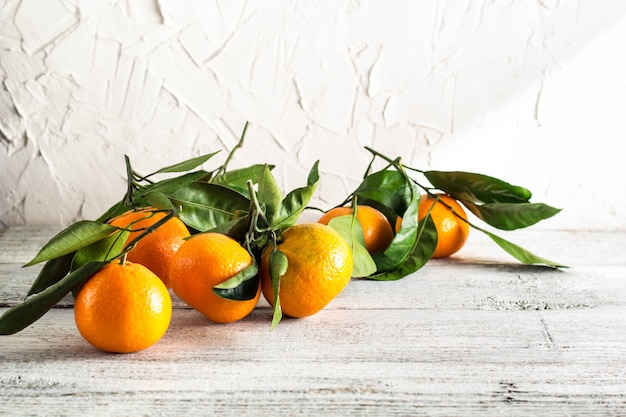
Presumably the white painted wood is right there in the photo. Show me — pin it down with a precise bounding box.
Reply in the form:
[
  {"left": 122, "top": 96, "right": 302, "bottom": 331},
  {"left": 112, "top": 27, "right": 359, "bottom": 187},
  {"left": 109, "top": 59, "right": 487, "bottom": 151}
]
[{"left": 1, "top": 227, "right": 625, "bottom": 416}]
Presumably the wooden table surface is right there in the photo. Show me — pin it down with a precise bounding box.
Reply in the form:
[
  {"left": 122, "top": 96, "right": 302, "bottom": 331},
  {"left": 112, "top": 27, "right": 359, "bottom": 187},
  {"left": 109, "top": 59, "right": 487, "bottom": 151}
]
[{"left": 1, "top": 226, "right": 625, "bottom": 416}]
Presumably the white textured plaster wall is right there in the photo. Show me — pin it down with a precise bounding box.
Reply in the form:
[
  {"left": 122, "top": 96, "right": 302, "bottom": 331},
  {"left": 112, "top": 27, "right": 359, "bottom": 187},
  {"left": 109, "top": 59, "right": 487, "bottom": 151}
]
[{"left": 1, "top": 0, "right": 625, "bottom": 231}]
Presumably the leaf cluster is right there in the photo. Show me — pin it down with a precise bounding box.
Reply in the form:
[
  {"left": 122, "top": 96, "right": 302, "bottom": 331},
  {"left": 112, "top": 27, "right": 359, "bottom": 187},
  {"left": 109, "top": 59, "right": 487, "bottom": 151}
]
[
  {"left": 0, "top": 125, "right": 566, "bottom": 335},
  {"left": 0, "top": 123, "right": 319, "bottom": 334},
  {"left": 325, "top": 147, "right": 566, "bottom": 282}
]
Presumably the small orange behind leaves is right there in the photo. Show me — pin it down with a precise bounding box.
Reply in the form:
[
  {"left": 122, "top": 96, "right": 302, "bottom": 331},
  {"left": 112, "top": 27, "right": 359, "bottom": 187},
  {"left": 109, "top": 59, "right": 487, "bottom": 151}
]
[
  {"left": 169, "top": 233, "right": 259, "bottom": 324},
  {"left": 74, "top": 262, "right": 172, "bottom": 353},
  {"left": 110, "top": 208, "right": 190, "bottom": 287},
  {"left": 418, "top": 194, "right": 469, "bottom": 258},
  {"left": 318, "top": 205, "right": 394, "bottom": 254}
]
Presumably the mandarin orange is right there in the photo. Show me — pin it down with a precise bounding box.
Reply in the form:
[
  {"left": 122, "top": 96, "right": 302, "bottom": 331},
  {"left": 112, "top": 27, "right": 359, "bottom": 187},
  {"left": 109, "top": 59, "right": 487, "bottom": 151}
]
[
  {"left": 110, "top": 207, "right": 190, "bottom": 287},
  {"left": 74, "top": 261, "right": 172, "bottom": 353},
  {"left": 169, "top": 233, "right": 259, "bottom": 324},
  {"left": 260, "top": 223, "right": 353, "bottom": 318},
  {"left": 318, "top": 205, "right": 394, "bottom": 254},
  {"left": 418, "top": 194, "right": 469, "bottom": 258}
]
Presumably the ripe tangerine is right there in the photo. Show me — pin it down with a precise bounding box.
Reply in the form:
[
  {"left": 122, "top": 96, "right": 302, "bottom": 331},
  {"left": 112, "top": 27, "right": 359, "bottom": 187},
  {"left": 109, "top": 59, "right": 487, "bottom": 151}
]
[
  {"left": 74, "top": 261, "right": 172, "bottom": 353},
  {"left": 418, "top": 194, "right": 469, "bottom": 258},
  {"left": 318, "top": 205, "right": 394, "bottom": 254}
]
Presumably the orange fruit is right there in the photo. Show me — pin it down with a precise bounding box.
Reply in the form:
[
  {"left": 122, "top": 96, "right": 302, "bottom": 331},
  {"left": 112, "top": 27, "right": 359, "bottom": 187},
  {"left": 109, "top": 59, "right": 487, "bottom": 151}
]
[
  {"left": 168, "top": 232, "right": 260, "bottom": 324},
  {"left": 395, "top": 216, "right": 402, "bottom": 233},
  {"left": 74, "top": 261, "right": 172, "bottom": 353},
  {"left": 260, "top": 223, "right": 353, "bottom": 318},
  {"left": 418, "top": 194, "right": 469, "bottom": 258},
  {"left": 110, "top": 207, "right": 190, "bottom": 287},
  {"left": 318, "top": 205, "right": 394, "bottom": 254}
]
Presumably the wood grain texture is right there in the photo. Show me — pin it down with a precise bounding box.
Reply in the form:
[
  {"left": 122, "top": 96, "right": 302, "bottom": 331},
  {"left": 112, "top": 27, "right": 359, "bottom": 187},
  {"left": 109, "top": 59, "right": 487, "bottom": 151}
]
[{"left": 1, "top": 227, "right": 625, "bottom": 416}]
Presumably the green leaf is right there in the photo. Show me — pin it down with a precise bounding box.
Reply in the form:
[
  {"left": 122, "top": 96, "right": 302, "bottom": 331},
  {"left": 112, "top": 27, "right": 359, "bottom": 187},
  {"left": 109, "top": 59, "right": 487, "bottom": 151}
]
[
  {"left": 213, "top": 262, "right": 260, "bottom": 301},
  {"left": 25, "top": 221, "right": 119, "bottom": 267},
  {"left": 26, "top": 252, "right": 75, "bottom": 296},
  {"left": 463, "top": 201, "right": 561, "bottom": 230},
  {"left": 353, "top": 170, "right": 413, "bottom": 215},
  {"left": 210, "top": 215, "right": 251, "bottom": 241},
  {"left": 212, "top": 164, "right": 270, "bottom": 193},
  {"left": 369, "top": 216, "right": 438, "bottom": 281},
  {"left": 136, "top": 171, "right": 207, "bottom": 199},
  {"left": 270, "top": 161, "right": 320, "bottom": 230},
  {"left": 307, "top": 160, "right": 320, "bottom": 184},
  {"left": 168, "top": 183, "right": 250, "bottom": 232},
  {"left": 257, "top": 164, "right": 283, "bottom": 223},
  {"left": 144, "top": 191, "right": 175, "bottom": 210},
  {"left": 70, "top": 230, "right": 129, "bottom": 271},
  {"left": 371, "top": 193, "right": 420, "bottom": 272},
  {"left": 149, "top": 152, "right": 219, "bottom": 176},
  {"left": 0, "top": 261, "right": 107, "bottom": 335},
  {"left": 475, "top": 226, "right": 566, "bottom": 268},
  {"left": 424, "top": 170, "right": 532, "bottom": 204},
  {"left": 328, "top": 215, "right": 377, "bottom": 278},
  {"left": 269, "top": 250, "right": 288, "bottom": 330}
]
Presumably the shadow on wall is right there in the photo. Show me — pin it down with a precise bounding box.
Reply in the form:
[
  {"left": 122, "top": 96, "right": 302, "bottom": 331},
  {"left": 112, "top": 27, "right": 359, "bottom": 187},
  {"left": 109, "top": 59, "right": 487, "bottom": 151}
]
[{"left": 366, "top": 1, "right": 626, "bottom": 134}]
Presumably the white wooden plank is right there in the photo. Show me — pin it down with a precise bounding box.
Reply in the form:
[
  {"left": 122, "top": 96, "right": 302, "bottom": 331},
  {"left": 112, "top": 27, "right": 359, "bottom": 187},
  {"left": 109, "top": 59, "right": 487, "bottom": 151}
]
[
  {"left": 1, "top": 227, "right": 625, "bottom": 416},
  {"left": 2, "top": 229, "right": 626, "bottom": 312},
  {"left": 1, "top": 308, "right": 625, "bottom": 416},
  {"left": 0, "top": 226, "right": 61, "bottom": 264},
  {"left": 3, "top": 262, "right": 623, "bottom": 311}
]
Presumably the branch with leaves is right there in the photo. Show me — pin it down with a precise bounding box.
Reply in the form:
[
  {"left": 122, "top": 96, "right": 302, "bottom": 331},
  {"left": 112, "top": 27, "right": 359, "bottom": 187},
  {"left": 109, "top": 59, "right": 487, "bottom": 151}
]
[
  {"left": 324, "top": 147, "right": 565, "bottom": 282},
  {"left": 0, "top": 124, "right": 564, "bottom": 335}
]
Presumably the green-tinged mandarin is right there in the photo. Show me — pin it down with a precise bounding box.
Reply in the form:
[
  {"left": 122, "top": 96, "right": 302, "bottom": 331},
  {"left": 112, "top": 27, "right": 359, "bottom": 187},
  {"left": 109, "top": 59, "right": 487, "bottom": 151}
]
[{"left": 260, "top": 223, "right": 353, "bottom": 318}]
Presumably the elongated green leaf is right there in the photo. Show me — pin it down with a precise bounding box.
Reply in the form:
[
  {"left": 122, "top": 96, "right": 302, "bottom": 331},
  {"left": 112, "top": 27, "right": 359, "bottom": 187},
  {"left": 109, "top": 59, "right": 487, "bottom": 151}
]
[
  {"left": 71, "top": 230, "right": 129, "bottom": 271},
  {"left": 475, "top": 227, "right": 567, "bottom": 268},
  {"left": 372, "top": 194, "right": 420, "bottom": 272},
  {"left": 307, "top": 160, "right": 320, "bottom": 185},
  {"left": 213, "top": 262, "right": 260, "bottom": 301},
  {"left": 328, "top": 215, "right": 377, "bottom": 278},
  {"left": 270, "top": 250, "right": 288, "bottom": 329},
  {"left": 149, "top": 152, "right": 219, "bottom": 176},
  {"left": 25, "top": 222, "right": 118, "bottom": 267},
  {"left": 270, "top": 161, "right": 320, "bottom": 230},
  {"left": 212, "top": 164, "right": 270, "bottom": 193},
  {"left": 210, "top": 216, "right": 251, "bottom": 241},
  {"left": 257, "top": 164, "right": 283, "bottom": 222},
  {"left": 425, "top": 170, "right": 532, "bottom": 204},
  {"left": 26, "top": 252, "right": 74, "bottom": 296},
  {"left": 353, "top": 170, "right": 413, "bottom": 215},
  {"left": 136, "top": 171, "right": 207, "bottom": 199},
  {"left": 369, "top": 216, "right": 437, "bottom": 281},
  {"left": 463, "top": 201, "right": 561, "bottom": 230},
  {"left": 145, "top": 191, "right": 175, "bottom": 210},
  {"left": 213, "top": 262, "right": 259, "bottom": 290},
  {"left": 168, "top": 182, "right": 250, "bottom": 232},
  {"left": 0, "top": 261, "right": 107, "bottom": 335}
]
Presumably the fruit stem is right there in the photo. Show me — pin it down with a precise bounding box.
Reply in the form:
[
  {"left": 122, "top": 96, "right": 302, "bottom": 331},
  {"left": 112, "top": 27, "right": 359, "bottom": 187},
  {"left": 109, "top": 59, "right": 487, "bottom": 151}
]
[
  {"left": 217, "top": 121, "right": 249, "bottom": 178},
  {"left": 118, "top": 207, "right": 181, "bottom": 260},
  {"left": 363, "top": 147, "right": 403, "bottom": 171},
  {"left": 245, "top": 179, "right": 274, "bottom": 234},
  {"left": 244, "top": 178, "right": 284, "bottom": 328}
]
